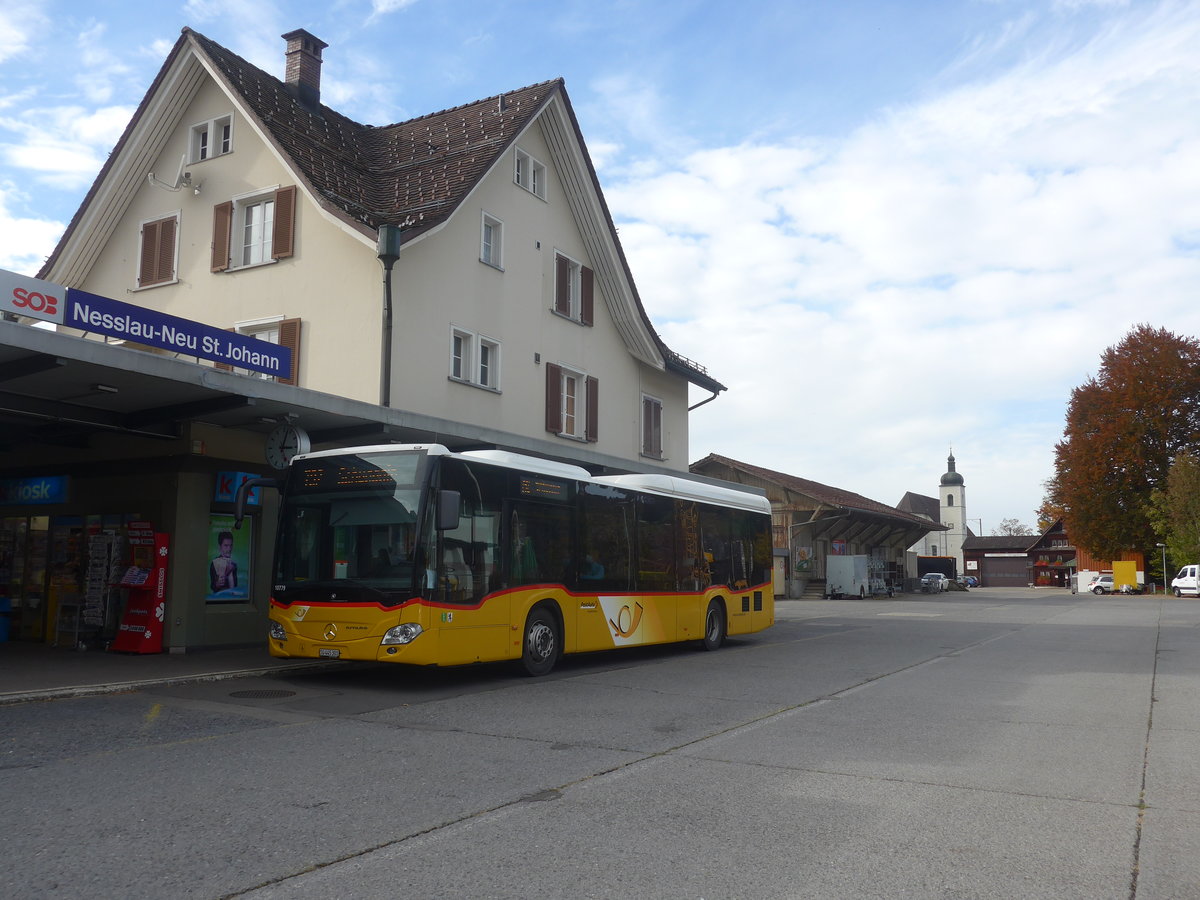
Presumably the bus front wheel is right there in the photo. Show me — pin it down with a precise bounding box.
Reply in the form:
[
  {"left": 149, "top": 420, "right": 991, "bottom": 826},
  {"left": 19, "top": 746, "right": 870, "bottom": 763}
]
[
  {"left": 522, "top": 605, "right": 560, "bottom": 676},
  {"left": 702, "top": 599, "right": 726, "bottom": 651}
]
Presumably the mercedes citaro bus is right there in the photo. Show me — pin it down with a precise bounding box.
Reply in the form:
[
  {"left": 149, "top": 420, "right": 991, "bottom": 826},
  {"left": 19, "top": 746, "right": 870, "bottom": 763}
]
[{"left": 244, "top": 443, "right": 774, "bottom": 675}]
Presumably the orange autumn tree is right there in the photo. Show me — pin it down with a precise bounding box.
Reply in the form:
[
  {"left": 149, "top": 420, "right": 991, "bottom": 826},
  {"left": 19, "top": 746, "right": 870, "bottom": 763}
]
[{"left": 1048, "top": 325, "right": 1200, "bottom": 559}]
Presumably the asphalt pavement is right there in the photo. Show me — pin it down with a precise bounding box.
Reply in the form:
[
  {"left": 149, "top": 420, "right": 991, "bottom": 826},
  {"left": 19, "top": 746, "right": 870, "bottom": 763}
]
[{"left": 0, "top": 638, "right": 332, "bottom": 706}]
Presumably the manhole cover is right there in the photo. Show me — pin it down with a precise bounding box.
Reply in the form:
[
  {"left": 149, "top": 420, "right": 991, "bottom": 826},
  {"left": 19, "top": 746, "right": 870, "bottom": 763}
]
[{"left": 228, "top": 689, "right": 297, "bottom": 699}]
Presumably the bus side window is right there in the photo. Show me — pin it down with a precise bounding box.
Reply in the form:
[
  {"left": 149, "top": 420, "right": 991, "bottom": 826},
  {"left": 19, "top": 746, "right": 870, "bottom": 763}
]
[
  {"left": 508, "top": 501, "right": 572, "bottom": 587},
  {"left": 700, "top": 506, "right": 732, "bottom": 588},
  {"left": 440, "top": 460, "right": 505, "bottom": 602},
  {"left": 636, "top": 494, "right": 676, "bottom": 591},
  {"left": 580, "top": 484, "right": 633, "bottom": 591}
]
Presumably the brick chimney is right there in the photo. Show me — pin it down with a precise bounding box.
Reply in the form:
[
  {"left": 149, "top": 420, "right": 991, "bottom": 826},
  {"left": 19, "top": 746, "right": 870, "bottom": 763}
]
[{"left": 282, "top": 29, "right": 328, "bottom": 109}]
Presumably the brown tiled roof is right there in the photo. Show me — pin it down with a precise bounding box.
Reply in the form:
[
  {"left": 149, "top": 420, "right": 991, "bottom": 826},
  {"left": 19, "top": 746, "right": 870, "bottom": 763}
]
[
  {"left": 190, "top": 29, "right": 557, "bottom": 235},
  {"left": 692, "top": 454, "right": 943, "bottom": 529}
]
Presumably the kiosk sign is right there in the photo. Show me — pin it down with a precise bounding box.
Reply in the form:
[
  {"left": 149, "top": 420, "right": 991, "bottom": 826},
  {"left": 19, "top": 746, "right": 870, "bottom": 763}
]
[{"left": 0, "top": 267, "right": 290, "bottom": 377}]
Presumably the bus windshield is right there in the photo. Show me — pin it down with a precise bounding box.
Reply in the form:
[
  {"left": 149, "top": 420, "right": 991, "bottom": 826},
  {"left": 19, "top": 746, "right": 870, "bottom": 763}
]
[{"left": 273, "top": 451, "right": 432, "bottom": 605}]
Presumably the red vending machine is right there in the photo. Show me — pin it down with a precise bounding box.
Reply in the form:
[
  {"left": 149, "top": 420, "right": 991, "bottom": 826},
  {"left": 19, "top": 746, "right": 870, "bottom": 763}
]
[{"left": 110, "top": 522, "right": 169, "bottom": 654}]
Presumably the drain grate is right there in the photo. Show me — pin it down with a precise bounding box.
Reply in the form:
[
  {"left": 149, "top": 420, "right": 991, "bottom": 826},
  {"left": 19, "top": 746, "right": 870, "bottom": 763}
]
[{"left": 228, "top": 689, "right": 297, "bottom": 699}]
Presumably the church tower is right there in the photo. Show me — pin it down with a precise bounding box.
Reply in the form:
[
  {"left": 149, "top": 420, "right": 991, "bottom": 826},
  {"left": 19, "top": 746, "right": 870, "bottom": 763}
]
[{"left": 940, "top": 451, "right": 966, "bottom": 573}]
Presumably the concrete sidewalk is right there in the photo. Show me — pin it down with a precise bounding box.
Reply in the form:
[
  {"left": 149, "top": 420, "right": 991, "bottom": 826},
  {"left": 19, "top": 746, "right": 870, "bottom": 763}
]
[{"left": 0, "top": 640, "right": 332, "bottom": 705}]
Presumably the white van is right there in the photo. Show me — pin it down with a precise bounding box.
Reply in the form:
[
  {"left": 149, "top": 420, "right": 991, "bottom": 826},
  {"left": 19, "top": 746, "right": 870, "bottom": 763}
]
[{"left": 1171, "top": 565, "right": 1199, "bottom": 597}]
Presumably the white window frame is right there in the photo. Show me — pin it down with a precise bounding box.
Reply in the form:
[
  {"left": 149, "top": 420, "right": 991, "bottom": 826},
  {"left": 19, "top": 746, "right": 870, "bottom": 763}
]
[
  {"left": 480, "top": 212, "right": 503, "bottom": 269},
  {"left": 641, "top": 393, "right": 664, "bottom": 459},
  {"left": 232, "top": 315, "right": 284, "bottom": 380},
  {"left": 514, "top": 148, "right": 547, "bottom": 200},
  {"left": 478, "top": 337, "right": 500, "bottom": 389},
  {"left": 451, "top": 328, "right": 471, "bottom": 382},
  {"left": 558, "top": 366, "right": 587, "bottom": 439},
  {"left": 189, "top": 115, "right": 233, "bottom": 163},
  {"left": 449, "top": 326, "right": 501, "bottom": 392},
  {"left": 231, "top": 187, "right": 279, "bottom": 270}
]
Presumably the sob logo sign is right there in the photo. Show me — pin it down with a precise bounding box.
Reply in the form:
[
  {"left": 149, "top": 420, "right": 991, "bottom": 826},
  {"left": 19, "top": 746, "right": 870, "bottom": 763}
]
[{"left": 1, "top": 270, "right": 66, "bottom": 324}]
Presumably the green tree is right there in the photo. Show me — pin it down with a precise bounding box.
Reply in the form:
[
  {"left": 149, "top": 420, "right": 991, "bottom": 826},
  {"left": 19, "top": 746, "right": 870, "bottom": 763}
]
[
  {"left": 1148, "top": 451, "right": 1200, "bottom": 573},
  {"left": 1050, "top": 325, "right": 1200, "bottom": 559}
]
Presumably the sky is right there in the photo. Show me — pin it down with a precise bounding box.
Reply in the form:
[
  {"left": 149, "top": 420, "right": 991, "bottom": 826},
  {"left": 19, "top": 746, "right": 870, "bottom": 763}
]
[{"left": 2, "top": 0, "right": 1199, "bottom": 536}]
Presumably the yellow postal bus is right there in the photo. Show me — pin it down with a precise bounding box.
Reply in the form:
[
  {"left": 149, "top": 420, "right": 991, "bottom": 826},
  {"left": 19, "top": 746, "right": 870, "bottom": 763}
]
[{"left": 260, "top": 444, "right": 773, "bottom": 675}]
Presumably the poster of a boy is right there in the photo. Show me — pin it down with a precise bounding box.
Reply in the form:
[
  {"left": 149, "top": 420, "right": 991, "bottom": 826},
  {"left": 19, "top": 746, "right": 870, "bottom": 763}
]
[
  {"left": 210, "top": 530, "right": 238, "bottom": 593},
  {"left": 206, "top": 515, "right": 250, "bottom": 601}
]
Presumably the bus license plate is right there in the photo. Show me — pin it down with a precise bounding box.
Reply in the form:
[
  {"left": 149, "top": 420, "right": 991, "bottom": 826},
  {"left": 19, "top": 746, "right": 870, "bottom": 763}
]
[{"left": 319, "top": 648, "right": 341, "bottom": 658}]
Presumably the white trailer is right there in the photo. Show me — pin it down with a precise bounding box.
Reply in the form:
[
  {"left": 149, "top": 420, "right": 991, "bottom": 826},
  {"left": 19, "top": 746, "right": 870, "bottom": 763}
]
[{"left": 825, "top": 555, "right": 870, "bottom": 599}]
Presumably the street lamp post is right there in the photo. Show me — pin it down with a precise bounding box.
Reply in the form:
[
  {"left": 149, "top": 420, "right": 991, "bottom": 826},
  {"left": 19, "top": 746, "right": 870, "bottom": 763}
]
[{"left": 1157, "top": 543, "right": 1168, "bottom": 595}]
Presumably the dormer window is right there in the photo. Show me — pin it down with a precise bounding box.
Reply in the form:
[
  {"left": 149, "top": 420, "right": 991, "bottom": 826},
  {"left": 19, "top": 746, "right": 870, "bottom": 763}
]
[
  {"left": 190, "top": 115, "right": 233, "bottom": 163},
  {"left": 514, "top": 148, "right": 546, "bottom": 199}
]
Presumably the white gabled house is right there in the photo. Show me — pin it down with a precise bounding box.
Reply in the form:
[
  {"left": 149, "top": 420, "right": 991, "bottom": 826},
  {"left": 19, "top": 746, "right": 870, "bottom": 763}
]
[{"left": 38, "top": 27, "right": 724, "bottom": 470}]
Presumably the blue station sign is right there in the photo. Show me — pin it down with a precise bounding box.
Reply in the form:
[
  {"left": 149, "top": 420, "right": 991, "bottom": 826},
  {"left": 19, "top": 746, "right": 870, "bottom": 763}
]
[{"left": 1, "top": 268, "right": 290, "bottom": 378}]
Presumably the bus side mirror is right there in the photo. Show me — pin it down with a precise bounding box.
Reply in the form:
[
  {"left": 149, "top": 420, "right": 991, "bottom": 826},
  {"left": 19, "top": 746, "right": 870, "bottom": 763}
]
[
  {"left": 235, "top": 477, "right": 279, "bottom": 529},
  {"left": 437, "top": 490, "right": 460, "bottom": 531}
]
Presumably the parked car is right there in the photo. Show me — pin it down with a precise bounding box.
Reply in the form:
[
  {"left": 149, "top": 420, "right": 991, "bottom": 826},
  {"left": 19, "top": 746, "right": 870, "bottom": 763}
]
[
  {"left": 964, "top": 576, "right": 979, "bottom": 587},
  {"left": 920, "top": 573, "right": 948, "bottom": 592}
]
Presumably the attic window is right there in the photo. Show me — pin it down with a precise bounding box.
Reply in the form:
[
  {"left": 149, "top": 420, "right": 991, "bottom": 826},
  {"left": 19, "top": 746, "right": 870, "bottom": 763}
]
[
  {"left": 190, "top": 115, "right": 233, "bottom": 163},
  {"left": 514, "top": 148, "right": 546, "bottom": 200}
]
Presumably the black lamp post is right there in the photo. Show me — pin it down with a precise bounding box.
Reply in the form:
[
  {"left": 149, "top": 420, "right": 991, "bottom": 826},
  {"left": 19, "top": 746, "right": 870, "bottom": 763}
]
[{"left": 1157, "top": 542, "right": 1168, "bottom": 594}]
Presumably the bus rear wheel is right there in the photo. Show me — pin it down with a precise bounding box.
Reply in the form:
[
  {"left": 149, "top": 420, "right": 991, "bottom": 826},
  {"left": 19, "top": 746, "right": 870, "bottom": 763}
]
[
  {"left": 702, "top": 599, "right": 726, "bottom": 651},
  {"left": 522, "top": 605, "right": 560, "bottom": 676}
]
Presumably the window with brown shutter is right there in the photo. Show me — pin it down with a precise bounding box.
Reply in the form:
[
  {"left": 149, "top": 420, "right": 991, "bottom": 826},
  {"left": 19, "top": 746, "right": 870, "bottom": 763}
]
[
  {"left": 552, "top": 254, "right": 594, "bottom": 326},
  {"left": 212, "top": 186, "right": 297, "bottom": 272},
  {"left": 580, "top": 266, "right": 594, "bottom": 326},
  {"left": 546, "top": 363, "right": 597, "bottom": 441},
  {"left": 545, "top": 363, "right": 563, "bottom": 433},
  {"left": 272, "top": 185, "right": 296, "bottom": 259},
  {"left": 277, "top": 317, "right": 301, "bottom": 384},
  {"left": 211, "top": 201, "right": 232, "bottom": 271},
  {"left": 554, "top": 255, "right": 571, "bottom": 315},
  {"left": 585, "top": 376, "right": 598, "bottom": 442},
  {"left": 216, "top": 318, "right": 302, "bottom": 385},
  {"left": 641, "top": 395, "right": 663, "bottom": 458},
  {"left": 138, "top": 215, "right": 178, "bottom": 287}
]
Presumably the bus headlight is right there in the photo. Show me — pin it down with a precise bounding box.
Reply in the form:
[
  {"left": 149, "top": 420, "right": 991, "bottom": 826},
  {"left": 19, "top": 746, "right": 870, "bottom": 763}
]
[
  {"left": 269, "top": 621, "right": 287, "bottom": 641},
  {"left": 381, "top": 623, "right": 424, "bottom": 645}
]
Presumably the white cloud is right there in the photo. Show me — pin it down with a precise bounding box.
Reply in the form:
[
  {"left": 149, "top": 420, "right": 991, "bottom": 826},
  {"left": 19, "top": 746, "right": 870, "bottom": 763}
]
[
  {"left": 0, "top": 104, "right": 133, "bottom": 190},
  {"left": 0, "top": 182, "right": 64, "bottom": 274},
  {"left": 607, "top": 1, "right": 1200, "bottom": 527},
  {"left": 0, "top": 0, "right": 48, "bottom": 64},
  {"left": 370, "top": 0, "right": 422, "bottom": 15}
]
